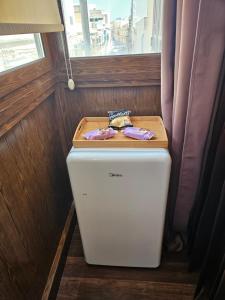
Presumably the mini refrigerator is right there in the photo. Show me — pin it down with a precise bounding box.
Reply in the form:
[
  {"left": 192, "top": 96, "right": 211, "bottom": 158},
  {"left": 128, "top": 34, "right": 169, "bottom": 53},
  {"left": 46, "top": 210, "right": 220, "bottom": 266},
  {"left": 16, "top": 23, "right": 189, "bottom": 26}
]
[{"left": 67, "top": 147, "right": 171, "bottom": 268}]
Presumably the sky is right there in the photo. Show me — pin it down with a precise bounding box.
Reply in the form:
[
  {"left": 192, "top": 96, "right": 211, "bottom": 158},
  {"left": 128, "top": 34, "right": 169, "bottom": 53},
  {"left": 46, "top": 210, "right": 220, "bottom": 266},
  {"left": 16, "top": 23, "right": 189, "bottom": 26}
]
[{"left": 74, "top": 0, "right": 147, "bottom": 20}]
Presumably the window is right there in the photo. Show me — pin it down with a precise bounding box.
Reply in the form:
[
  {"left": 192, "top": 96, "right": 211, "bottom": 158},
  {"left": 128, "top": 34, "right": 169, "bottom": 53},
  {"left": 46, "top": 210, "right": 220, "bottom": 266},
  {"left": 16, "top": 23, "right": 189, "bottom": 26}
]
[
  {"left": 62, "top": 0, "right": 162, "bottom": 58},
  {"left": 0, "top": 34, "right": 44, "bottom": 73}
]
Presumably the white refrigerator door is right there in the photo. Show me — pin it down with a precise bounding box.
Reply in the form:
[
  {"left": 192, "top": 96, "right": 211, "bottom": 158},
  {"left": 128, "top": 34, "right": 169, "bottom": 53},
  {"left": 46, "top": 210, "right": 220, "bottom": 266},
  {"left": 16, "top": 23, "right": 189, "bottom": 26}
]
[{"left": 67, "top": 148, "right": 171, "bottom": 268}]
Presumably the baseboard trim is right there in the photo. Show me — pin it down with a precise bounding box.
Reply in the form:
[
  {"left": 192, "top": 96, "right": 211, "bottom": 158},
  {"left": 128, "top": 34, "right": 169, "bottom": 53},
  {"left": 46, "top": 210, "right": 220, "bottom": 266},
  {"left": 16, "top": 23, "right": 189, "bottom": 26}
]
[{"left": 42, "top": 202, "right": 75, "bottom": 300}]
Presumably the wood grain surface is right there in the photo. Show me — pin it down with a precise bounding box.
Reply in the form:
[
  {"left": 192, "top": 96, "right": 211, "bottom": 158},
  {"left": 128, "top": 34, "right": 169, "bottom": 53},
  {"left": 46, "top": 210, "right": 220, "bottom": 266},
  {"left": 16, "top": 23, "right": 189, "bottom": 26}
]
[
  {"left": 0, "top": 71, "right": 56, "bottom": 138},
  {"left": 73, "top": 116, "right": 168, "bottom": 148},
  {"left": 0, "top": 95, "right": 72, "bottom": 300},
  {"left": 56, "top": 226, "right": 198, "bottom": 300},
  {"left": 59, "top": 54, "right": 160, "bottom": 88},
  {"left": 63, "top": 86, "right": 161, "bottom": 146},
  {"left": 0, "top": 32, "right": 73, "bottom": 300}
]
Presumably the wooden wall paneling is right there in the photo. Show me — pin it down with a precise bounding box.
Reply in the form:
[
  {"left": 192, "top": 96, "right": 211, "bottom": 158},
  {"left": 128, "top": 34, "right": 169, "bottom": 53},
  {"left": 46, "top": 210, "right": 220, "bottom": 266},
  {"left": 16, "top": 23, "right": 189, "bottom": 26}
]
[
  {"left": 0, "top": 259, "right": 22, "bottom": 300},
  {"left": 0, "top": 31, "right": 74, "bottom": 300},
  {"left": 57, "top": 53, "right": 161, "bottom": 139},
  {"left": 0, "top": 192, "right": 33, "bottom": 300},
  {"left": 54, "top": 84, "right": 74, "bottom": 154},
  {"left": 59, "top": 54, "right": 161, "bottom": 88},
  {"left": 0, "top": 95, "right": 72, "bottom": 299},
  {"left": 63, "top": 86, "right": 161, "bottom": 141},
  {"left": 46, "top": 32, "right": 66, "bottom": 72},
  {"left": 0, "top": 58, "right": 52, "bottom": 99},
  {"left": 0, "top": 71, "right": 56, "bottom": 138},
  {"left": 0, "top": 152, "right": 42, "bottom": 299}
]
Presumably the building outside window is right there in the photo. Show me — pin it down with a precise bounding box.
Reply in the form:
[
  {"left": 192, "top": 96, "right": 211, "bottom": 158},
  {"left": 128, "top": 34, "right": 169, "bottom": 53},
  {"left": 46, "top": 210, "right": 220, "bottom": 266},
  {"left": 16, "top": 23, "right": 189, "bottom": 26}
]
[
  {"left": 62, "top": 0, "right": 162, "bottom": 58},
  {"left": 0, "top": 34, "right": 44, "bottom": 73}
]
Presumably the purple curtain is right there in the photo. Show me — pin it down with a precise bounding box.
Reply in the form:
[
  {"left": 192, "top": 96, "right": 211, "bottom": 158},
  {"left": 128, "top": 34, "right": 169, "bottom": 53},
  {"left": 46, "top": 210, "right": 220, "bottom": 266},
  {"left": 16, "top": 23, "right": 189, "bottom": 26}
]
[{"left": 161, "top": 0, "right": 225, "bottom": 231}]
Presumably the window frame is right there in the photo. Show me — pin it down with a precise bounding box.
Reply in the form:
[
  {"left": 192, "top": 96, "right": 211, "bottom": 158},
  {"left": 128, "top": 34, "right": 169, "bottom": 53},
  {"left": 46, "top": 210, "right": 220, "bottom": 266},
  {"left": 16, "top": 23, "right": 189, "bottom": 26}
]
[
  {"left": 63, "top": 0, "right": 162, "bottom": 59},
  {"left": 0, "top": 33, "right": 53, "bottom": 98}
]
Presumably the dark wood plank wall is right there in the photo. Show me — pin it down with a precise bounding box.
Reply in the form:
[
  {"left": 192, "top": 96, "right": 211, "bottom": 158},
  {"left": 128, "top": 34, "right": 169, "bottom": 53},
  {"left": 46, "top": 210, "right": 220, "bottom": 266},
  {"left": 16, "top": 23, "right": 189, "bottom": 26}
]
[
  {"left": 0, "top": 34, "right": 73, "bottom": 300},
  {"left": 58, "top": 54, "right": 162, "bottom": 141},
  {"left": 59, "top": 54, "right": 161, "bottom": 88},
  {"left": 63, "top": 86, "right": 161, "bottom": 142}
]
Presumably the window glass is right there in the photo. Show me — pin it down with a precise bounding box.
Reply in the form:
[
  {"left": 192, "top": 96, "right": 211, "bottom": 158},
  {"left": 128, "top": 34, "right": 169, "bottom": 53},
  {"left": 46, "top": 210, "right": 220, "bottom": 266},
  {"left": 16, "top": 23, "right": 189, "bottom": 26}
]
[
  {"left": 0, "top": 34, "right": 44, "bottom": 73},
  {"left": 62, "top": 0, "right": 162, "bottom": 57}
]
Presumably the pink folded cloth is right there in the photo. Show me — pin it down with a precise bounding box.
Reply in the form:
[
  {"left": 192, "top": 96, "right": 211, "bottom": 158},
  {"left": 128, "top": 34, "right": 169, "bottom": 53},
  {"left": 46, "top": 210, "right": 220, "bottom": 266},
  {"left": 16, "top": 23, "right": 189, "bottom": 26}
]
[
  {"left": 123, "top": 127, "right": 155, "bottom": 140},
  {"left": 83, "top": 128, "right": 117, "bottom": 140}
]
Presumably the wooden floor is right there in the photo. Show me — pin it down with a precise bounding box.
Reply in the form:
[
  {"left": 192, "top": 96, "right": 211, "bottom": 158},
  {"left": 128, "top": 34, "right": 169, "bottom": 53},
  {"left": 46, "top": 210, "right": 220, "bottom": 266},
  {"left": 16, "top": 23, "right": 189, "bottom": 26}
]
[{"left": 56, "top": 226, "right": 198, "bottom": 300}]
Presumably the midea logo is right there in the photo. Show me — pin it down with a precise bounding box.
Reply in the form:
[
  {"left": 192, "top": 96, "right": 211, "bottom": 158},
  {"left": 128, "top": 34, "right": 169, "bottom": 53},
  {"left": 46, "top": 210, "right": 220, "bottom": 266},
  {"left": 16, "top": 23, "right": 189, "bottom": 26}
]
[{"left": 108, "top": 172, "right": 123, "bottom": 177}]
